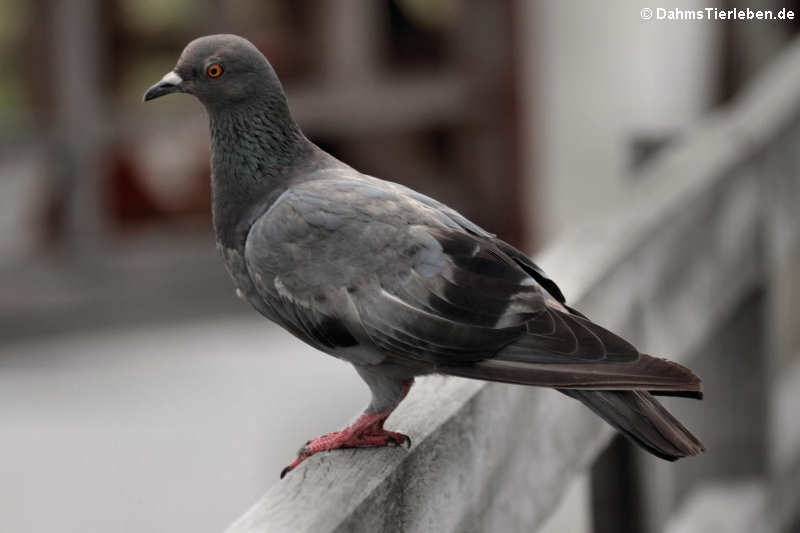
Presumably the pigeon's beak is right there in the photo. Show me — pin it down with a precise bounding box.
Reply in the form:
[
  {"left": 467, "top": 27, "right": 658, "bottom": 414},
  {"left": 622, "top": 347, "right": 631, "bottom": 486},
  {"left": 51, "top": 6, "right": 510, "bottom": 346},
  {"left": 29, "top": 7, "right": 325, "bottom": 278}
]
[{"left": 143, "top": 71, "right": 184, "bottom": 102}]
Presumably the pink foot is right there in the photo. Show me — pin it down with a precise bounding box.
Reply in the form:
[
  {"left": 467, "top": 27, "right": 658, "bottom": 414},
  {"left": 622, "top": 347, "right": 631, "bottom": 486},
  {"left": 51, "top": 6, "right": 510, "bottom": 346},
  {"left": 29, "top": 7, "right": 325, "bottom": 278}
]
[{"left": 280, "top": 411, "right": 411, "bottom": 478}]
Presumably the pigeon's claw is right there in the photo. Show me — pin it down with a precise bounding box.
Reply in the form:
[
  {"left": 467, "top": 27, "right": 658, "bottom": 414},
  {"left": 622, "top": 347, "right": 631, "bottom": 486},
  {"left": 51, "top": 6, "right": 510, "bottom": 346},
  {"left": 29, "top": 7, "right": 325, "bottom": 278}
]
[
  {"left": 279, "top": 411, "right": 410, "bottom": 478},
  {"left": 387, "top": 431, "right": 412, "bottom": 448},
  {"left": 280, "top": 455, "right": 307, "bottom": 479}
]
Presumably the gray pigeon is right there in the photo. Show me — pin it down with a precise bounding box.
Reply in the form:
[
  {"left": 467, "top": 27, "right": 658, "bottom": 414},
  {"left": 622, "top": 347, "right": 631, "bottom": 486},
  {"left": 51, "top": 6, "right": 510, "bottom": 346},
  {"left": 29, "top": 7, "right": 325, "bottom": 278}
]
[{"left": 144, "top": 35, "right": 704, "bottom": 478}]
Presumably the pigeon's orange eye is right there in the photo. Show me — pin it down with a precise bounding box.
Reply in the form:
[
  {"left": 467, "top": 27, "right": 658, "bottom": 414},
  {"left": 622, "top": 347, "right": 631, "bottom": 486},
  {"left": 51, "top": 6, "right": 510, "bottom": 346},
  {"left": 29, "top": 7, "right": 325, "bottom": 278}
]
[{"left": 206, "top": 64, "right": 223, "bottom": 78}]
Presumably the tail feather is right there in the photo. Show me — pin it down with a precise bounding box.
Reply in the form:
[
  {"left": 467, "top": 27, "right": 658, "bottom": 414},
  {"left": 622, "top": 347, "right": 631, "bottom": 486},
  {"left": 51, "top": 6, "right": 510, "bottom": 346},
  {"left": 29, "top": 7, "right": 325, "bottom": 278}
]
[
  {"left": 561, "top": 389, "right": 705, "bottom": 460},
  {"left": 439, "top": 351, "right": 705, "bottom": 460},
  {"left": 440, "top": 353, "right": 702, "bottom": 398}
]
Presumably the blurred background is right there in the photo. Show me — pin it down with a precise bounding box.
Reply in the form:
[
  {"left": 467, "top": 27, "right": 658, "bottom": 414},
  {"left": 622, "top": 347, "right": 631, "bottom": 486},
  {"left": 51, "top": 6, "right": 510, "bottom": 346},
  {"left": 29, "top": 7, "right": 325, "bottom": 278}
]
[{"left": 1, "top": 1, "right": 799, "bottom": 532}]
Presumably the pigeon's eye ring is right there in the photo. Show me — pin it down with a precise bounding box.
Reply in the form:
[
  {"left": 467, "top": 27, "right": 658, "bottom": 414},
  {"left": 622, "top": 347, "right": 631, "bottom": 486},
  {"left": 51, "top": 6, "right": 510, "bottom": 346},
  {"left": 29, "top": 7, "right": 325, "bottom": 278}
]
[{"left": 206, "top": 64, "right": 223, "bottom": 78}]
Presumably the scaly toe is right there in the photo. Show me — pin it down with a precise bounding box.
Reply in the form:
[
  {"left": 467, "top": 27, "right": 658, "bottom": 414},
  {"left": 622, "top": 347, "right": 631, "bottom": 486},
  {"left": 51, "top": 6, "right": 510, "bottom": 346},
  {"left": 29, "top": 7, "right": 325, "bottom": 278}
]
[{"left": 279, "top": 427, "right": 411, "bottom": 478}]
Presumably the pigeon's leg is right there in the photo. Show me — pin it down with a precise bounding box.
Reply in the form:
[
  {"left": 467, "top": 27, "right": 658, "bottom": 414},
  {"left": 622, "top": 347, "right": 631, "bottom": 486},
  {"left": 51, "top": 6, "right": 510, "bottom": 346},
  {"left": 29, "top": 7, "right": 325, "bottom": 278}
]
[{"left": 280, "top": 366, "right": 414, "bottom": 478}]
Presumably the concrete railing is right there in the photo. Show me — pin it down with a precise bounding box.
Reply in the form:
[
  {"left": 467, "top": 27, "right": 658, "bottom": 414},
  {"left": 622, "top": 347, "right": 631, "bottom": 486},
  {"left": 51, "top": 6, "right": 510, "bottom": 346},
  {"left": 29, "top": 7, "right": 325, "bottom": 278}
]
[{"left": 224, "top": 37, "right": 800, "bottom": 533}]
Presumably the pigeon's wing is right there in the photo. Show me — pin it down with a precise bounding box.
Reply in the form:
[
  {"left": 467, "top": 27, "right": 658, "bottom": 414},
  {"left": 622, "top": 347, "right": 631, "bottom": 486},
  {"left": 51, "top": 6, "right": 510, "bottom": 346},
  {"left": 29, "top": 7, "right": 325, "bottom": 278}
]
[
  {"left": 387, "top": 182, "right": 567, "bottom": 303},
  {"left": 243, "top": 178, "right": 638, "bottom": 368}
]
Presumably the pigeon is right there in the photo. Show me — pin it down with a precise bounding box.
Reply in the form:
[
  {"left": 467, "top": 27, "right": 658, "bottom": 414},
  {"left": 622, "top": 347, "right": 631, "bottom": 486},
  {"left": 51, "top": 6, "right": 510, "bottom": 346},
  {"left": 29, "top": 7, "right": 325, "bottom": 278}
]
[{"left": 144, "top": 35, "right": 705, "bottom": 478}]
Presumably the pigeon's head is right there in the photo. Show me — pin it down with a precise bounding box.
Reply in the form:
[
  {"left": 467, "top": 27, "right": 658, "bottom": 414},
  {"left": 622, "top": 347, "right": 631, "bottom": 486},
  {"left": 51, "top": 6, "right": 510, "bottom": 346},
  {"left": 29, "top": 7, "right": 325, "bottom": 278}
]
[{"left": 143, "top": 34, "right": 281, "bottom": 110}]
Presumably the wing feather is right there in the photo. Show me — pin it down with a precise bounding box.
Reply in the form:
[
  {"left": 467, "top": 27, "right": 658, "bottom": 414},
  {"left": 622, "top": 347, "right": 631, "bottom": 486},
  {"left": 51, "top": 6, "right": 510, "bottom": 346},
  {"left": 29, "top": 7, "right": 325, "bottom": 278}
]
[{"left": 243, "top": 177, "right": 639, "bottom": 369}]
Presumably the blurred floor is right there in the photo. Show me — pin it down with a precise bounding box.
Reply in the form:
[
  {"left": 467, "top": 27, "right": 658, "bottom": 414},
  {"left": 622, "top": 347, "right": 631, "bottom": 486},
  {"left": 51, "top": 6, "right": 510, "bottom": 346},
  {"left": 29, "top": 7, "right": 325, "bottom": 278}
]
[{"left": 0, "top": 317, "right": 367, "bottom": 533}]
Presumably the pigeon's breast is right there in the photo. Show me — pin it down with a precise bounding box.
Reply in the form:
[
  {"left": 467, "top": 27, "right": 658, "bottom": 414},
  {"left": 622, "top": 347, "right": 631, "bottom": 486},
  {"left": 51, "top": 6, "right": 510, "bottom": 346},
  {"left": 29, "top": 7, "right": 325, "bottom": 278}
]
[{"left": 218, "top": 242, "right": 280, "bottom": 321}]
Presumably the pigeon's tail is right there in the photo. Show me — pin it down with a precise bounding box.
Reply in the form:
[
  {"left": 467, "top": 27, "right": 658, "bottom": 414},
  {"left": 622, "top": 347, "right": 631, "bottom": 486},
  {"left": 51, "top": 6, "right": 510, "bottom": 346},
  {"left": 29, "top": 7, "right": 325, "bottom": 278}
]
[
  {"left": 439, "top": 353, "right": 704, "bottom": 460},
  {"left": 439, "top": 353, "right": 703, "bottom": 399},
  {"left": 560, "top": 389, "right": 705, "bottom": 460}
]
